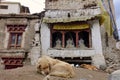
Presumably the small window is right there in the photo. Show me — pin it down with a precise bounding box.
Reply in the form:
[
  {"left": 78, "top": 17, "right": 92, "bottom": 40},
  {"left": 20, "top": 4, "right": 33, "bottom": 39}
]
[
  {"left": 7, "top": 25, "right": 26, "bottom": 49},
  {"left": 0, "top": 5, "right": 8, "bottom": 9},
  {"left": 9, "top": 33, "right": 22, "bottom": 49}
]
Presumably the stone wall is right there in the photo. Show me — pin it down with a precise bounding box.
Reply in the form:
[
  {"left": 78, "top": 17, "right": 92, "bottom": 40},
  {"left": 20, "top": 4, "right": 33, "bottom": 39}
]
[
  {"left": 29, "top": 21, "right": 41, "bottom": 65},
  {"left": 45, "top": 0, "right": 98, "bottom": 10},
  {"left": 23, "top": 20, "right": 37, "bottom": 51},
  {"left": 0, "top": 19, "right": 6, "bottom": 49},
  {"left": 0, "top": 15, "right": 39, "bottom": 57}
]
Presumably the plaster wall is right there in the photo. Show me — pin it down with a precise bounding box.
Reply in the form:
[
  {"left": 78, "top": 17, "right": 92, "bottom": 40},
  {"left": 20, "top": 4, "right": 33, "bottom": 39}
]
[
  {"left": 41, "top": 23, "right": 50, "bottom": 55},
  {"left": 91, "top": 20, "right": 106, "bottom": 68},
  {"left": 0, "top": 3, "right": 20, "bottom": 14},
  {"left": 91, "top": 20, "right": 103, "bottom": 54}
]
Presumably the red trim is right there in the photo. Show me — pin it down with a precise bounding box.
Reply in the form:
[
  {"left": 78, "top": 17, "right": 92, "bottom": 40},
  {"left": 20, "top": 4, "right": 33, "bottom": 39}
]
[
  {"left": 7, "top": 25, "right": 26, "bottom": 32},
  {"left": 2, "top": 57, "right": 24, "bottom": 69}
]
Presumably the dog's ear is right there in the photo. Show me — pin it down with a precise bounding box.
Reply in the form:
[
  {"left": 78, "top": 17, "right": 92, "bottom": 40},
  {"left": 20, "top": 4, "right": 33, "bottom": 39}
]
[{"left": 37, "top": 65, "right": 41, "bottom": 69}]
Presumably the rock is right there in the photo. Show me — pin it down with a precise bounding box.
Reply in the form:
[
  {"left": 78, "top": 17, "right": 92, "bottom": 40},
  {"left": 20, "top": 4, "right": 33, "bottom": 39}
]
[{"left": 109, "top": 70, "right": 120, "bottom": 80}]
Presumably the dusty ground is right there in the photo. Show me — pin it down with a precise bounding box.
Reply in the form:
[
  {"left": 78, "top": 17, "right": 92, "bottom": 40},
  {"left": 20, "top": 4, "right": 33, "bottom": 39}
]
[{"left": 0, "top": 65, "right": 109, "bottom": 80}]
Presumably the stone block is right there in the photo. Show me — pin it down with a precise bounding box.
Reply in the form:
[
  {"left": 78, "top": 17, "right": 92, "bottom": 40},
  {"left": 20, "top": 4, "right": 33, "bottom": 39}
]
[{"left": 109, "top": 70, "right": 120, "bottom": 80}]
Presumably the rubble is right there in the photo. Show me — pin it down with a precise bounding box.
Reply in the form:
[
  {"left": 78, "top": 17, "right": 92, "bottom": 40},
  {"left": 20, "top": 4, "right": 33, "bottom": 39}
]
[{"left": 103, "top": 37, "right": 120, "bottom": 73}]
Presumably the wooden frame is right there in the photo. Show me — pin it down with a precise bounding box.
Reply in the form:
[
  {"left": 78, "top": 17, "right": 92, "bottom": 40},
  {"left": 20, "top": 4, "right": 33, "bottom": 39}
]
[
  {"left": 7, "top": 25, "right": 26, "bottom": 49},
  {"left": 9, "top": 33, "right": 22, "bottom": 49},
  {"left": 50, "top": 27, "right": 91, "bottom": 48}
]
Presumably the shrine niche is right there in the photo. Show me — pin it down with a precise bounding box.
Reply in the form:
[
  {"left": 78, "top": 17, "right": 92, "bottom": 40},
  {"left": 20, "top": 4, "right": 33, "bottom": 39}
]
[
  {"left": 55, "top": 39, "right": 62, "bottom": 48},
  {"left": 78, "top": 38, "right": 87, "bottom": 49},
  {"left": 51, "top": 32, "right": 62, "bottom": 48},
  {"left": 50, "top": 22, "right": 91, "bottom": 49},
  {"left": 66, "top": 38, "right": 75, "bottom": 48},
  {"left": 65, "top": 32, "right": 75, "bottom": 48},
  {"left": 78, "top": 31, "right": 90, "bottom": 48}
]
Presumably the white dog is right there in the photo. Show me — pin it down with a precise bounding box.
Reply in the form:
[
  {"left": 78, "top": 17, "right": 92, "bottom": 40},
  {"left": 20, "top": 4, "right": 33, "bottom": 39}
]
[{"left": 36, "top": 56, "right": 75, "bottom": 79}]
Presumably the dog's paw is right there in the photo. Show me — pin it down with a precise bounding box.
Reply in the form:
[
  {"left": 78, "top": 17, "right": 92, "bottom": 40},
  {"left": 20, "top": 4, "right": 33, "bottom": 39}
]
[{"left": 43, "top": 75, "right": 50, "bottom": 80}]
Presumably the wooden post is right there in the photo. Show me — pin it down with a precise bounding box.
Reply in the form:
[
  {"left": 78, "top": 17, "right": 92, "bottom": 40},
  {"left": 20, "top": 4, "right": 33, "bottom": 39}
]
[
  {"left": 62, "top": 32, "right": 65, "bottom": 48},
  {"left": 76, "top": 31, "right": 79, "bottom": 48},
  {"left": 50, "top": 29, "right": 53, "bottom": 48}
]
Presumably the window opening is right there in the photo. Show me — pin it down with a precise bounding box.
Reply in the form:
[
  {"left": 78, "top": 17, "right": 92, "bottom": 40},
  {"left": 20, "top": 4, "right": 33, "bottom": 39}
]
[
  {"left": 51, "top": 24, "right": 91, "bottom": 49},
  {"left": 0, "top": 5, "right": 8, "bottom": 9},
  {"left": 78, "top": 31, "right": 89, "bottom": 48},
  {"left": 52, "top": 32, "right": 62, "bottom": 48},
  {"left": 65, "top": 32, "right": 76, "bottom": 48},
  {"left": 9, "top": 33, "right": 22, "bottom": 49}
]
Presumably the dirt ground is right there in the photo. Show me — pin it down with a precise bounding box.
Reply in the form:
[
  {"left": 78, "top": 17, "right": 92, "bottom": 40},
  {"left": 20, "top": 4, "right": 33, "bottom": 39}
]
[{"left": 0, "top": 65, "right": 109, "bottom": 80}]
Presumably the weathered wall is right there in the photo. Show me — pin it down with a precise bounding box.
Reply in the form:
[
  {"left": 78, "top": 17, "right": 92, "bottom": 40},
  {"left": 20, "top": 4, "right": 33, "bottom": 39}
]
[
  {"left": 0, "top": 19, "right": 6, "bottom": 49},
  {"left": 0, "top": 17, "right": 38, "bottom": 56},
  {"left": 29, "top": 22, "right": 41, "bottom": 65},
  {"left": 91, "top": 20, "right": 103, "bottom": 54},
  {"left": 40, "top": 23, "right": 50, "bottom": 54},
  {"left": 0, "top": 2, "right": 20, "bottom": 14},
  {"left": 45, "top": 0, "right": 98, "bottom": 10},
  {"left": 23, "top": 20, "right": 37, "bottom": 52}
]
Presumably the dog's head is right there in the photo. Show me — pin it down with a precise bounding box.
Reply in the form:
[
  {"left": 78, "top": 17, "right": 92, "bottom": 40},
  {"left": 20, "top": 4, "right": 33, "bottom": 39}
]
[{"left": 37, "top": 57, "right": 51, "bottom": 75}]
